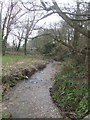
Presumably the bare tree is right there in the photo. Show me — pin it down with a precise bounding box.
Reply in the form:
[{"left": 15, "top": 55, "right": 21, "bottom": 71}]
[
  {"left": 12, "top": 30, "right": 24, "bottom": 52},
  {"left": 2, "top": 0, "right": 21, "bottom": 55},
  {"left": 40, "top": 0, "right": 90, "bottom": 38},
  {"left": 18, "top": 0, "right": 46, "bottom": 55},
  {"left": 0, "top": 2, "right": 3, "bottom": 54}
]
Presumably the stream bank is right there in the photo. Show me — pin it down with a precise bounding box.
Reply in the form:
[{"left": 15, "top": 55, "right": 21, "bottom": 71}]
[
  {"left": 2, "top": 61, "right": 46, "bottom": 96},
  {"left": 3, "top": 62, "right": 62, "bottom": 118}
]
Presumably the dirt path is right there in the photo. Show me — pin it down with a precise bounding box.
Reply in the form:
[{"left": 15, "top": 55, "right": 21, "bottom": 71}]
[{"left": 3, "top": 62, "right": 62, "bottom": 118}]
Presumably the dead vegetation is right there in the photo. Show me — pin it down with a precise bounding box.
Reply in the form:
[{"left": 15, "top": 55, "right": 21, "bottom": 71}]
[{"left": 2, "top": 56, "right": 47, "bottom": 96}]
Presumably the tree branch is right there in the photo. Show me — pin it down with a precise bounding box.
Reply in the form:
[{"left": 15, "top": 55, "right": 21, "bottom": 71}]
[{"left": 41, "top": 0, "right": 90, "bottom": 38}]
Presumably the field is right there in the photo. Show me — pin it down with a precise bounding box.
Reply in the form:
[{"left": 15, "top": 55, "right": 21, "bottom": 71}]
[{"left": 2, "top": 54, "right": 45, "bottom": 66}]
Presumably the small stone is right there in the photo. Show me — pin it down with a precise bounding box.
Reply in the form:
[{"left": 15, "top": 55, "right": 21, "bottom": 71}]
[
  {"left": 34, "top": 81, "right": 38, "bottom": 84},
  {"left": 3, "top": 107, "right": 7, "bottom": 110},
  {"left": 25, "top": 76, "right": 28, "bottom": 79}
]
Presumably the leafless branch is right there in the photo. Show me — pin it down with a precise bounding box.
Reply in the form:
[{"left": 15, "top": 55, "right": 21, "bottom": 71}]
[{"left": 41, "top": 0, "right": 90, "bottom": 38}]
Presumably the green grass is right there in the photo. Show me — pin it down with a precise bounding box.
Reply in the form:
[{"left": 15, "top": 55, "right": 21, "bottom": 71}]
[
  {"left": 51, "top": 60, "right": 88, "bottom": 118},
  {"left": 0, "top": 56, "right": 2, "bottom": 63},
  {"left": 2, "top": 54, "right": 24, "bottom": 65},
  {"left": 0, "top": 91, "right": 2, "bottom": 101},
  {"left": 2, "top": 111, "right": 12, "bottom": 118},
  {"left": 2, "top": 54, "right": 35, "bottom": 65},
  {"left": 2, "top": 54, "right": 47, "bottom": 67}
]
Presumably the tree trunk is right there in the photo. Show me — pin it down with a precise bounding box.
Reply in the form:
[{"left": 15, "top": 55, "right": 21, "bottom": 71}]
[
  {"left": 2, "top": 39, "right": 6, "bottom": 56},
  {"left": 24, "top": 38, "right": 27, "bottom": 55},
  {"left": 73, "top": 1, "right": 80, "bottom": 50},
  {"left": 17, "top": 39, "right": 21, "bottom": 51},
  {"left": 73, "top": 28, "right": 79, "bottom": 49},
  {"left": 2, "top": 36, "right": 7, "bottom": 56}
]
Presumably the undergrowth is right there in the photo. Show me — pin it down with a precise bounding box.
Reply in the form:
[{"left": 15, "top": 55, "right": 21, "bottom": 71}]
[{"left": 51, "top": 59, "right": 88, "bottom": 119}]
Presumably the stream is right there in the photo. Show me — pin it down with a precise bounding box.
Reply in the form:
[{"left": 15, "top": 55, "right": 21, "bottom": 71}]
[{"left": 3, "top": 62, "right": 62, "bottom": 118}]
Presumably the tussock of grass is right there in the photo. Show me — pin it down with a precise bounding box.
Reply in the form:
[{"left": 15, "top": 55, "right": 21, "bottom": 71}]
[{"left": 2, "top": 111, "right": 12, "bottom": 118}]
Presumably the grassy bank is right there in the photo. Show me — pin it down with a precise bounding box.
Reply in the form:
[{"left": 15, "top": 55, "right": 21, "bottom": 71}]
[
  {"left": 2, "top": 54, "right": 47, "bottom": 119},
  {"left": 2, "top": 54, "right": 47, "bottom": 95},
  {"left": 2, "top": 54, "right": 46, "bottom": 74},
  {"left": 2, "top": 54, "right": 45, "bottom": 66},
  {"left": 51, "top": 59, "right": 88, "bottom": 119}
]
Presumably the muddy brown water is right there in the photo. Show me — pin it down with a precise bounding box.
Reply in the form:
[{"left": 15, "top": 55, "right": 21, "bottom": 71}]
[{"left": 3, "top": 62, "right": 62, "bottom": 118}]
